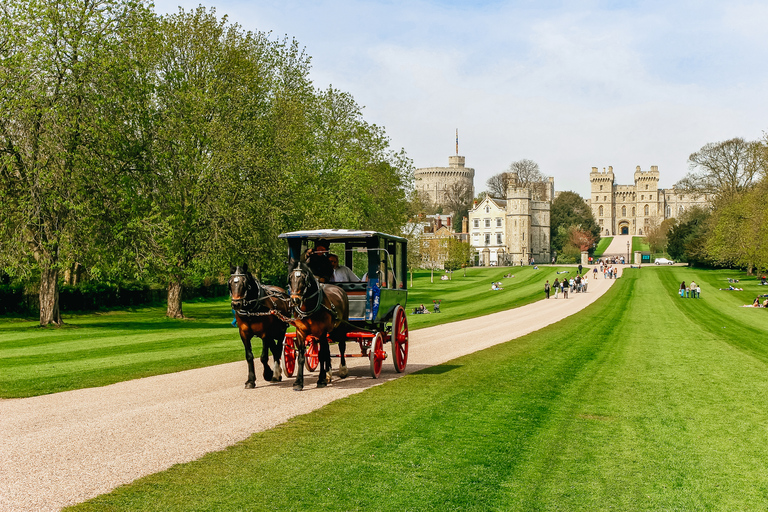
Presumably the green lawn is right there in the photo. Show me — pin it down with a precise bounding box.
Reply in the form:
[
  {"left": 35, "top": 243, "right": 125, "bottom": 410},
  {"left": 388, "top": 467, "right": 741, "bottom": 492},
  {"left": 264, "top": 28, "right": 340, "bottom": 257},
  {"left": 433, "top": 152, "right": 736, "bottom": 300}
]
[
  {"left": 593, "top": 236, "right": 612, "bottom": 257},
  {"left": 0, "top": 266, "right": 568, "bottom": 398},
  {"left": 67, "top": 267, "right": 768, "bottom": 511}
]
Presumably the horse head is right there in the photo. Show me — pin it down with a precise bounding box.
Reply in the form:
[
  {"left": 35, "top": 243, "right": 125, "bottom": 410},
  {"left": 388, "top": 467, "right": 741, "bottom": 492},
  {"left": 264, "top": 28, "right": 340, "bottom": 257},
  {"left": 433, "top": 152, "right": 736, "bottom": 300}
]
[
  {"left": 229, "top": 264, "right": 255, "bottom": 307},
  {"left": 287, "top": 260, "right": 316, "bottom": 309}
]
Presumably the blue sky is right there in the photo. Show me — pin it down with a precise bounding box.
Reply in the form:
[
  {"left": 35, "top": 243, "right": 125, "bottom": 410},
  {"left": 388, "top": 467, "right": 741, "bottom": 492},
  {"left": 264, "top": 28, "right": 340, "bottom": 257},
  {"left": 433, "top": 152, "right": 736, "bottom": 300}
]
[{"left": 152, "top": 0, "right": 768, "bottom": 196}]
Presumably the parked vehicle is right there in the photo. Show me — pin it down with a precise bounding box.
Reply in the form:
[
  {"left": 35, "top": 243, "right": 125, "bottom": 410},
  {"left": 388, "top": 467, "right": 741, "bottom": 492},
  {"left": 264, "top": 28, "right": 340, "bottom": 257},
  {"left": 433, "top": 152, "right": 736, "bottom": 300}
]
[{"left": 654, "top": 257, "right": 674, "bottom": 265}]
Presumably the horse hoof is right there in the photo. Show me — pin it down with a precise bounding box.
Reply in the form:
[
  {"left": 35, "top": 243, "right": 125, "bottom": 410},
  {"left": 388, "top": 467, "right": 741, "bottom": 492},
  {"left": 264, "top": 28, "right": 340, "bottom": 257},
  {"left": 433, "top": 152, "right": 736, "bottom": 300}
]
[
  {"left": 338, "top": 366, "right": 349, "bottom": 379},
  {"left": 317, "top": 381, "right": 327, "bottom": 388},
  {"left": 244, "top": 382, "right": 255, "bottom": 389},
  {"left": 271, "top": 376, "right": 282, "bottom": 383},
  {"left": 293, "top": 383, "right": 303, "bottom": 391}
]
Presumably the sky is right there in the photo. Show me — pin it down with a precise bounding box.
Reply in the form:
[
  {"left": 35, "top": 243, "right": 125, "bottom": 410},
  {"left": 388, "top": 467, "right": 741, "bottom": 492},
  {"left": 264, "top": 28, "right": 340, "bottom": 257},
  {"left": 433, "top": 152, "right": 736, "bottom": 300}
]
[{"left": 152, "top": 0, "right": 768, "bottom": 197}]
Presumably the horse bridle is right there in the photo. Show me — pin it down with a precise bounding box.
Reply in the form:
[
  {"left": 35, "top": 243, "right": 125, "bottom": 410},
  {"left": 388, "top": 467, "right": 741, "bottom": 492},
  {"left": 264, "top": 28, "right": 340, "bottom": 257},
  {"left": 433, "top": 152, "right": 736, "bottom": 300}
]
[{"left": 289, "top": 266, "right": 324, "bottom": 319}]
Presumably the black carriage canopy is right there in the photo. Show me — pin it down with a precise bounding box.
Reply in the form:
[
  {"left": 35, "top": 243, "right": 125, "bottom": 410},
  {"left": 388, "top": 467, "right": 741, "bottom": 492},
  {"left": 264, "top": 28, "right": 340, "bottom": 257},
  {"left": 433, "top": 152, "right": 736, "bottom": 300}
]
[{"left": 278, "top": 229, "right": 408, "bottom": 292}]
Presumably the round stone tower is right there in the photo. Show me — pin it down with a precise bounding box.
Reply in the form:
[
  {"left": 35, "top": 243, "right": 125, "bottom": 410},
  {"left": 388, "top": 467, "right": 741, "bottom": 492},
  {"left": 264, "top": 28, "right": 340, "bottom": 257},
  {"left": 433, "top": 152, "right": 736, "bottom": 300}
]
[{"left": 414, "top": 155, "right": 475, "bottom": 212}]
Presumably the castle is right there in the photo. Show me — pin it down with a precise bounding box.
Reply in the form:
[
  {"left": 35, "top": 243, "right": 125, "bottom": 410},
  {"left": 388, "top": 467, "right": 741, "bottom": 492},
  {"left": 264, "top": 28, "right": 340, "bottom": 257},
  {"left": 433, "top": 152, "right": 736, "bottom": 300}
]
[
  {"left": 467, "top": 173, "right": 554, "bottom": 266},
  {"left": 589, "top": 165, "right": 710, "bottom": 236}
]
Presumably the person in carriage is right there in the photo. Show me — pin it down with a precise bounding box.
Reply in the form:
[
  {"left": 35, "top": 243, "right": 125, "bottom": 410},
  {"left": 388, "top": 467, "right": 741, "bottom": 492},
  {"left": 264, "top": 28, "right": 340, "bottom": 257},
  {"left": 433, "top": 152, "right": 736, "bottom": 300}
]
[
  {"left": 302, "top": 239, "right": 334, "bottom": 283},
  {"left": 328, "top": 252, "right": 359, "bottom": 282}
]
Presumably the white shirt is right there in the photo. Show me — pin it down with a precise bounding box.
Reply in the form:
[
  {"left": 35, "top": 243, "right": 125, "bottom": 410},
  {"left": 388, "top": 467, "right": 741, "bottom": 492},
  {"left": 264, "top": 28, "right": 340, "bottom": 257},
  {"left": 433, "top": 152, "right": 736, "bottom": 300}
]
[{"left": 332, "top": 265, "right": 359, "bottom": 282}]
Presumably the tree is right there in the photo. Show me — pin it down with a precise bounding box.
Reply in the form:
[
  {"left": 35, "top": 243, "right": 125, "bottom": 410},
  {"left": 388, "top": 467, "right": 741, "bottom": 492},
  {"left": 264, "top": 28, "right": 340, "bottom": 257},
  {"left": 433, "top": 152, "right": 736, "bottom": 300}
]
[
  {"left": 666, "top": 207, "right": 711, "bottom": 265},
  {"left": 444, "top": 238, "right": 473, "bottom": 273},
  {"left": 550, "top": 191, "right": 600, "bottom": 255},
  {"left": 676, "top": 138, "right": 765, "bottom": 200},
  {"left": 443, "top": 180, "right": 473, "bottom": 221},
  {"left": 645, "top": 218, "right": 676, "bottom": 254},
  {"left": 0, "top": 0, "right": 148, "bottom": 325},
  {"left": 486, "top": 159, "right": 548, "bottom": 200},
  {"left": 705, "top": 178, "right": 768, "bottom": 273}
]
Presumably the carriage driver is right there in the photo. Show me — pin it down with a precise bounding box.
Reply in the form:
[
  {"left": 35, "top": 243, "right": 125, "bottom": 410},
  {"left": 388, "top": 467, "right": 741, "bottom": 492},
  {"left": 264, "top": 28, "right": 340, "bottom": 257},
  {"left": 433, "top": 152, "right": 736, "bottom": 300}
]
[{"left": 302, "top": 240, "right": 334, "bottom": 283}]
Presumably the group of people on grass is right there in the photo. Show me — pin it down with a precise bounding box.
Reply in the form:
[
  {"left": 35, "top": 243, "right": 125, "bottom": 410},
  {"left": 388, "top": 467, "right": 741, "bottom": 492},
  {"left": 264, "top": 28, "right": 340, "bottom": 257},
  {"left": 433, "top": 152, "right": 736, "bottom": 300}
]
[
  {"left": 745, "top": 296, "right": 768, "bottom": 308},
  {"left": 679, "top": 281, "right": 701, "bottom": 298},
  {"left": 544, "top": 273, "right": 589, "bottom": 299}
]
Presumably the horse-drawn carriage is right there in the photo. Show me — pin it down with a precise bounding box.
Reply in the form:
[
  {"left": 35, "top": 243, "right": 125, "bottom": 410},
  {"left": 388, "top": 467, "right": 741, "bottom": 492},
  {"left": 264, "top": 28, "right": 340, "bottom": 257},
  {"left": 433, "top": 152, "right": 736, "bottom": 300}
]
[
  {"left": 228, "top": 229, "right": 409, "bottom": 391},
  {"left": 279, "top": 230, "right": 409, "bottom": 385}
]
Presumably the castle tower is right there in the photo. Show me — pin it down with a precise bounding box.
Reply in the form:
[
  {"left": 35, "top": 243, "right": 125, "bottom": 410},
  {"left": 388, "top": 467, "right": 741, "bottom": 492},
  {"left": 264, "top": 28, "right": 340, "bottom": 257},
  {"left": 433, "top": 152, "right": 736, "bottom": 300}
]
[
  {"left": 633, "top": 165, "right": 660, "bottom": 235},
  {"left": 505, "top": 172, "right": 532, "bottom": 263},
  {"left": 590, "top": 166, "right": 615, "bottom": 236},
  {"left": 414, "top": 155, "right": 475, "bottom": 213}
]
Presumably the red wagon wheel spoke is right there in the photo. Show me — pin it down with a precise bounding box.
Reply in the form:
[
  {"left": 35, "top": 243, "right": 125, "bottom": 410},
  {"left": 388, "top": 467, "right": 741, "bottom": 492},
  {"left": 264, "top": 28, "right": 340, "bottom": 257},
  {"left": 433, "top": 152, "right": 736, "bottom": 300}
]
[
  {"left": 369, "top": 332, "right": 386, "bottom": 378},
  {"left": 391, "top": 305, "right": 409, "bottom": 373},
  {"left": 282, "top": 334, "right": 296, "bottom": 377},
  {"left": 305, "top": 336, "right": 319, "bottom": 372}
]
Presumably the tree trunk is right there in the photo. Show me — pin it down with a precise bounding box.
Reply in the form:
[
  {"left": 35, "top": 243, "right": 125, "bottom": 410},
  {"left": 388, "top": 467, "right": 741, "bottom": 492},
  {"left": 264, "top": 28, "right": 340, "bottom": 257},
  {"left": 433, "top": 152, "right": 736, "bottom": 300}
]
[
  {"left": 166, "top": 280, "right": 184, "bottom": 318},
  {"left": 39, "top": 267, "right": 62, "bottom": 326}
]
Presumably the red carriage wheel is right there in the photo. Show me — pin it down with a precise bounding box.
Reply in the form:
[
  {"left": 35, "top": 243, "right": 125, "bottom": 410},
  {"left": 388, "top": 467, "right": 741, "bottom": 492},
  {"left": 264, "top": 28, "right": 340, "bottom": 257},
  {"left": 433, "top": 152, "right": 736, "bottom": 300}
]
[
  {"left": 305, "top": 336, "right": 319, "bottom": 372},
  {"left": 369, "top": 332, "right": 386, "bottom": 378},
  {"left": 282, "top": 333, "right": 296, "bottom": 378},
  {"left": 391, "top": 305, "right": 409, "bottom": 373}
]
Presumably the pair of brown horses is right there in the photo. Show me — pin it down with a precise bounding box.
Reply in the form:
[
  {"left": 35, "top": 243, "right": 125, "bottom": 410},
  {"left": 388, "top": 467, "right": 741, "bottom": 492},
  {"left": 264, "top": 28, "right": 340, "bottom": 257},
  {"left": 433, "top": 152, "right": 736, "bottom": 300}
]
[{"left": 228, "top": 262, "right": 349, "bottom": 391}]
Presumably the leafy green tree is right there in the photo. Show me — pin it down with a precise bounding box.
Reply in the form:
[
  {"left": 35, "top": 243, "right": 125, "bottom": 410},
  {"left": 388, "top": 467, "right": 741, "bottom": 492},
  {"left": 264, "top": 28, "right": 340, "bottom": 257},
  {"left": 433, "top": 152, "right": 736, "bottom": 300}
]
[
  {"left": 550, "top": 191, "right": 600, "bottom": 255},
  {"left": 666, "top": 207, "right": 711, "bottom": 265},
  {"left": 0, "top": 0, "right": 148, "bottom": 325},
  {"left": 705, "top": 178, "right": 768, "bottom": 273}
]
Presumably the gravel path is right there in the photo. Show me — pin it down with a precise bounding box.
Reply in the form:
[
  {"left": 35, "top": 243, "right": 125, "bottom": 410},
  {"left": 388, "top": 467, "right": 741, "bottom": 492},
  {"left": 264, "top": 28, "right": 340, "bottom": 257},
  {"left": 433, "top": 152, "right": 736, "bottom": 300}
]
[{"left": 0, "top": 266, "right": 621, "bottom": 512}]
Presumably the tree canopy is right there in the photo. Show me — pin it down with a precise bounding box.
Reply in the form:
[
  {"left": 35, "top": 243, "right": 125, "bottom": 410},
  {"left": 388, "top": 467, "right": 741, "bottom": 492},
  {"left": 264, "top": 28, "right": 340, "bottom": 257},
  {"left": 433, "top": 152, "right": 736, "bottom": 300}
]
[
  {"left": 0, "top": 1, "right": 412, "bottom": 323},
  {"left": 550, "top": 191, "right": 600, "bottom": 258}
]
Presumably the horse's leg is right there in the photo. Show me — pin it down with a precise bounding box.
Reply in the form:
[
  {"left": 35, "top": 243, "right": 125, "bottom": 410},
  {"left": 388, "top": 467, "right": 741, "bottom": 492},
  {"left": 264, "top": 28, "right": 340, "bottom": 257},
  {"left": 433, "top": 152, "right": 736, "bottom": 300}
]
[
  {"left": 337, "top": 339, "right": 349, "bottom": 379},
  {"left": 240, "top": 328, "right": 257, "bottom": 389},
  {"left": 270, "top": 333, "right": 283, "bottom": 383},
  {"left": 294, "top": 332, "right": 306, "bottom": 391},
  {"left": 317, "top": 335, "right": 331, "bottom": 388},
  {"left": 259, "top": 335, "right": 274, "bottom": 383}
]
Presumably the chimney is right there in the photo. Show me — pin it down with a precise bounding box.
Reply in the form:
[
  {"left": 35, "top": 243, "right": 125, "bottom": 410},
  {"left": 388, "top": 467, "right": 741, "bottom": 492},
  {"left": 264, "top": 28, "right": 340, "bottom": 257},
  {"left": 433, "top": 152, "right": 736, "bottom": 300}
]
[
  {"left": 447, "top": 216, "right": 452, "bottom": 229},
  {"left": 462, "top": 216, "right": 468, "bottom": 233},
  {"left": 436, "top": 215, "right": 442, "bottom": 229}
]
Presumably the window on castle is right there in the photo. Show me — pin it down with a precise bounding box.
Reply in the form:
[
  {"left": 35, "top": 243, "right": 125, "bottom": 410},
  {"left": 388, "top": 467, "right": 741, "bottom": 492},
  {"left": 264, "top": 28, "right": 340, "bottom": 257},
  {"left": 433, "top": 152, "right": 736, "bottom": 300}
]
[
  {"left": 484, "top": 234, "right": 490, "bottom": 245},
  {"left": 604, "top": 196, "right": 607, "bottom": 202},
  {"left": 496, "top": 233, "right": 502, "bottom": 245},
  {"left": 473, "top": 219, "right": 479, "bottom": 228},
  {"left": 496, "top": 218, "right": 502, "bottom": 227},
  {"left": 599, "top": 206, "right": 604, "bottom": 216},
  {"left": 644, "top": 204, "right": 649, "bottom": 215},
  {"left": 600, "top": 185, "right": 603, "bottom": 191},
  {"left": 666, "top": 206, "right": 671, "bottom": 217},
  {"left": 632, "top": 207, "right": 636, "bottom": 216},
  {"left": 485, "top": 206, "right": 490, "bottom": 213},
  {"left": 485, "top": 219, "right": 490, "bottom": 228},
  {"left": 646, "top": 184, "right": 649, "bottom": 190},
  {"left": 599, "top": 219, "right": 604, "bottom": 225},
  {"left": 650, "top": 194, "right": 653, "bottom": 200},
  {"left": 622, "top": 206, "right": 626, "bottom": 216},
  {"left": 641, "top": 195, "right": 644, "bottom": 200}
]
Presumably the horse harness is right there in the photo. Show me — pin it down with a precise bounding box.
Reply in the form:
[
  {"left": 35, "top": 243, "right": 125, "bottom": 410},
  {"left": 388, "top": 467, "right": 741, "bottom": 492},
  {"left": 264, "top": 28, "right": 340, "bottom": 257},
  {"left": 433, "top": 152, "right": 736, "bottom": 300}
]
[{"left": 230, "top": 273, "right": 287, "bottom": 318}]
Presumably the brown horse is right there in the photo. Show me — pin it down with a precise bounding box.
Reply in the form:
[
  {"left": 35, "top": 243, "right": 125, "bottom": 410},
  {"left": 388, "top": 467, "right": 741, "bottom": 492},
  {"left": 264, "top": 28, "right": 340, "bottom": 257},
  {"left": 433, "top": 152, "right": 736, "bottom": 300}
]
[
  {"left": 229, "top": 265, "right": 290, "bottom": 389},
  {"left": 287, "top": 260, "right": 349, "bottom": 391}
]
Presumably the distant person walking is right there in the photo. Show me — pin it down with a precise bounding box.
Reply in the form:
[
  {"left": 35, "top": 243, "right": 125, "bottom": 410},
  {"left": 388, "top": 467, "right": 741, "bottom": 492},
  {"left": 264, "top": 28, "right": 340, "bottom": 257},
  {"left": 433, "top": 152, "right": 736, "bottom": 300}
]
[
  {"left": 679, "top": 281, "right": 686, "bottom": 298},
  {"left": 544, "top": 280, "right": 551, "bottom": 299},
  {"left": 553, "top": 278, "right": 560, "bottom": 299}
]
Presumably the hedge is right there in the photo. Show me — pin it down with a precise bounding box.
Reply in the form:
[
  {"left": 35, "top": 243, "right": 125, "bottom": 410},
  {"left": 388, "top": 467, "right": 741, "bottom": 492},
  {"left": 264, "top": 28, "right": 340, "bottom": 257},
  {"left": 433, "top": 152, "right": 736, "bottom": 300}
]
[{"left": 0, "top": 282, "right": 228, "bottom": 316}]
